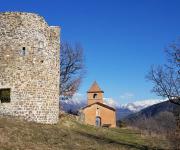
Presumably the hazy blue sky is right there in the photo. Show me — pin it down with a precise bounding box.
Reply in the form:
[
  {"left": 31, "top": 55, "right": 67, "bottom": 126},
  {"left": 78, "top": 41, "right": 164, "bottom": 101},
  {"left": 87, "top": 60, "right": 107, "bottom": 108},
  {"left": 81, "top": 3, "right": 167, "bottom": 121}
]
[{"left": 1, "top": 0, "right": 180, "bottom": 104}]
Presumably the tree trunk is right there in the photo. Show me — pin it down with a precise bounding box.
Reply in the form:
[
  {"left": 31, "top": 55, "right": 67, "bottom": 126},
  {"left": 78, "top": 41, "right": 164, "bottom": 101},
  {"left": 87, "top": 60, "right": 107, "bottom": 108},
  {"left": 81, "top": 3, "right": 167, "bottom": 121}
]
[{"left": 173, "top": 105, "right": 180, "bottom": 136}]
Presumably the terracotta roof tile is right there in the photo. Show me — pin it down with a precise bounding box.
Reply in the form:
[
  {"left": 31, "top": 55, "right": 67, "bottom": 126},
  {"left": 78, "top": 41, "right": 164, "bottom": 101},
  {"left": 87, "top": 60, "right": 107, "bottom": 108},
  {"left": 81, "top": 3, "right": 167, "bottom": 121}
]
[
  {"left": 87, "top": 81, "right": 104, "bottom": 93},
  {"left": 81, "top": 102, "right": 115, "bottom": 111}
]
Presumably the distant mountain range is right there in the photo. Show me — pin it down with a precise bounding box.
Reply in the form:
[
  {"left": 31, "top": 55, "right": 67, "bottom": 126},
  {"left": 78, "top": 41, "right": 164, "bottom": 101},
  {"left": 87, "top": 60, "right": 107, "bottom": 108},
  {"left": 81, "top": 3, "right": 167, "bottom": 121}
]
[
  {"left": 61, "top": 98, "right": 166, "bottom": 120},
  {"left": 123, "top": 100, "right": 177, "bottom": 123},
  {"left": 60, "top": 99, "right": 86, "bottom": 114},
  {"left": 122, "top": 101, "right": 179, "bottom": 134},
  {"left": 120, "top": 99, "right": 166, "bottom": 112}
]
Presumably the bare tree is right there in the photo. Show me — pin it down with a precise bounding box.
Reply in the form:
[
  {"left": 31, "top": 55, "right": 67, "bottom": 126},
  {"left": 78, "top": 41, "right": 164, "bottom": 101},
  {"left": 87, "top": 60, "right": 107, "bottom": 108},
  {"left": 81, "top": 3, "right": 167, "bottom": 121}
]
[
  {"left": 146, "top": 39, "right": 180, "bottom": 105},
  {"left": 146, "top": 39, "right": 180, "bottom": 144},
  {"left": 165, "top": 41, "right": 180, "bottom": 74},
  {"left": 60, "top": 42, "right": 85, "bottom": 100}
]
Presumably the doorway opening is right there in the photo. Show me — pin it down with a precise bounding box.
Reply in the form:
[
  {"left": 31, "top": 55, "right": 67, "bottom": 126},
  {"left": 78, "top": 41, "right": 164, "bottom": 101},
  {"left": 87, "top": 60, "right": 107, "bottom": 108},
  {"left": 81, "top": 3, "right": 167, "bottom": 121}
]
[{"left": 95, "top": 116, "right": 101, "bottom": 127}]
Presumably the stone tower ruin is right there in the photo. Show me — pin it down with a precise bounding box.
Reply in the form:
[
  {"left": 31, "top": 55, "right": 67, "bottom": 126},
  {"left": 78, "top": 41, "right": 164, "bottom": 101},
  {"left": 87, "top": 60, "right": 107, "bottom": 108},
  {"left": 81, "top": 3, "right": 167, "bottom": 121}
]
[{"left": 0, "top": 12, "right": 60, "bottom": 124}]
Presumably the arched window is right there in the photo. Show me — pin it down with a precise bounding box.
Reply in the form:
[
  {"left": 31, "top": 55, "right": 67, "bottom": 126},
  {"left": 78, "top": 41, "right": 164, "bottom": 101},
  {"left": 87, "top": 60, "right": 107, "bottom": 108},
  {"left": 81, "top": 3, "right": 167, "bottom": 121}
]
[{"left": 93, "top": 93, "right": 97, "bottom": 99}]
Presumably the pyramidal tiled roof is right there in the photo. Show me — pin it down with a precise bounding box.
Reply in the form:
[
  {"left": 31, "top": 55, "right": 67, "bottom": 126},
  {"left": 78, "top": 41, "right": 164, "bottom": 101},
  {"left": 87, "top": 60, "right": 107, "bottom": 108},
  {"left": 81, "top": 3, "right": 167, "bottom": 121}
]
[{"left": 87, "top": 81, "right": 104, "bottom": 93}]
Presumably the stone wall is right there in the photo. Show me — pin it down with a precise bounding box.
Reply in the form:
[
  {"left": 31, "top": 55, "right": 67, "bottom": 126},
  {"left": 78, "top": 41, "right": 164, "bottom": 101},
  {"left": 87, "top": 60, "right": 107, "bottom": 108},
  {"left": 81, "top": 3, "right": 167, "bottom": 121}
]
[{"left": 0, "top": 12, "right": 60, "bottom": 124}]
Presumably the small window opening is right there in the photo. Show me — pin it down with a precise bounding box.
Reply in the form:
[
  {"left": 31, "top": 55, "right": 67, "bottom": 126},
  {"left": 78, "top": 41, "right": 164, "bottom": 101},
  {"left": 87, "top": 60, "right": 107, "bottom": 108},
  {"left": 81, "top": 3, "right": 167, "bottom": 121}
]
[
  {"left": 0, "top": 88, "right": 11, "bottom": 103},
  {"left": 93, "top": 93, "right": 97, "bottom": 99},
  {"left": 39, "top": 41, "right": 44, "bottom": 49},
  {"left": 22, "top": 47, "right": 26, "bottom": 55}
]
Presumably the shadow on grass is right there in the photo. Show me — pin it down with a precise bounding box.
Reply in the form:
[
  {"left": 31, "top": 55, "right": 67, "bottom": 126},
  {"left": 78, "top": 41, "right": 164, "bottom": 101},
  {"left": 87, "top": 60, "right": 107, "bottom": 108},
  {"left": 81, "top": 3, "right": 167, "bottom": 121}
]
[
  {"left": 74, "top": 130, "right": 162, "bottom": 150},
  {"left": 110, "top": 128, "right": 141, "bottom": 135}
]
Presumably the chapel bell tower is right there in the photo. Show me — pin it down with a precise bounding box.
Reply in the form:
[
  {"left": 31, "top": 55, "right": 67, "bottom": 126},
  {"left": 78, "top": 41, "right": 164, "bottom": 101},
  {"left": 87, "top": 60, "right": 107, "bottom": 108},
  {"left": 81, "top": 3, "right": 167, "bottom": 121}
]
[{"left": 87, "top": 81, "right": 104, "bottom": 105}]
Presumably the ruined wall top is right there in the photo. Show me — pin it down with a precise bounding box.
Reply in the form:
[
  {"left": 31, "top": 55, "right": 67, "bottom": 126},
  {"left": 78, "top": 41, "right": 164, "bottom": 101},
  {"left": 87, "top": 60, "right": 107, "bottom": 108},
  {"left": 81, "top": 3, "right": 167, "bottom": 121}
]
[
  {"left": 0, "top": 12, "right": 60, "bottom": 38},
  {"left": 0, "top": 11, "right": 60, "bottom": 55},
  {"left": 0, "top": 12, "right": 49, "bottom": 27}
]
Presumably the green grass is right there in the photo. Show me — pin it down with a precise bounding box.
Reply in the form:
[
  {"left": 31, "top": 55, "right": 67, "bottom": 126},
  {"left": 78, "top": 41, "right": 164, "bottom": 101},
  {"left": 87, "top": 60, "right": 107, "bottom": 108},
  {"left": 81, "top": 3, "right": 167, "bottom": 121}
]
[{"left": 0, "top": 115, "right": 172, "bottom": 150}]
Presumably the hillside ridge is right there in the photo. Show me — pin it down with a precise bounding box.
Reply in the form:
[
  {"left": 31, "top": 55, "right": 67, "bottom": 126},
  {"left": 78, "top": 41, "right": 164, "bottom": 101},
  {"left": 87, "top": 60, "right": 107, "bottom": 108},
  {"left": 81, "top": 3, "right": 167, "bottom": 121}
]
[{"left": 0, "top": 114, "right": 172, "bottom": 150}]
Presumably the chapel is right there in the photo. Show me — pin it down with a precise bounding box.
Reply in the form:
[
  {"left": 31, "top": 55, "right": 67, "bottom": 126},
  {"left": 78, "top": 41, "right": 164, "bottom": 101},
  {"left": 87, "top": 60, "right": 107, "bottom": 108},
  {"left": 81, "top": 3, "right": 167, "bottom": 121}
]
[{"left": 80, "top": 81, "right": 116, "bottom": 127}]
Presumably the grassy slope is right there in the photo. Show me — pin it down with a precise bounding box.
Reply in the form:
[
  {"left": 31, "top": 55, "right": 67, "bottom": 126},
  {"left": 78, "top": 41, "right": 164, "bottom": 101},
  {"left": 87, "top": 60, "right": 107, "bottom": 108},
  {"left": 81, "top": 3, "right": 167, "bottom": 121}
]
[{"left": 0, "top": 115, "right": 171, "bottom": 150}]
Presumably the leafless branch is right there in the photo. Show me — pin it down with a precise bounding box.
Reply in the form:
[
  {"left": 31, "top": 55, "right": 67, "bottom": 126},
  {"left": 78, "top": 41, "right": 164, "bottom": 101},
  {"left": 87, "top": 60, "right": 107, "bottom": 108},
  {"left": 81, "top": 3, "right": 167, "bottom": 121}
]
[
  {"left": 60, "top": 42, "right": 85, "bottom": 100},
  {"left": 147, "top": 39, "right": 180, "bottom": 105}
]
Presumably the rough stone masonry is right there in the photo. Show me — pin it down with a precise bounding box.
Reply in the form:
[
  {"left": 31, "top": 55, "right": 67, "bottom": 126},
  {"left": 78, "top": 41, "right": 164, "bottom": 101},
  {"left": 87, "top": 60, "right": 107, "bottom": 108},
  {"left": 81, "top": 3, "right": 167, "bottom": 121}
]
[{"left": 0, "top": 12, "right": 60, "bottom": 124}]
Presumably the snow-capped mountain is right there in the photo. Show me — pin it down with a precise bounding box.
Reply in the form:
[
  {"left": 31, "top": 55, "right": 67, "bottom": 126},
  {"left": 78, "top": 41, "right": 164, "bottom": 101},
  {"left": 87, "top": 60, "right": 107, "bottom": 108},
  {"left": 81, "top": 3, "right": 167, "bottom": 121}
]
[
  {"left": 60, "top": 94, "right": 166, "bottom": 119},
  {"left": 115, "top": 99, "right": 166, "bottom": 120},
  {"left": 120, "top": 99, "right": 166, "bottom": 112},
  {"left": 60, "top": 94, "right": 86, "bottom": 113},
  {"left": 123, "top": 100, "right": 174, "bottom": 124},
  {"left": 61, "top": 99, "right": 86, "bottom": 113}
]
